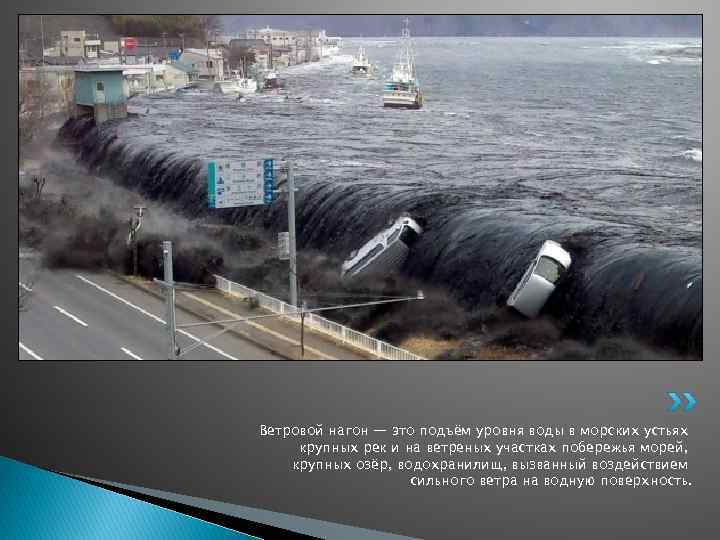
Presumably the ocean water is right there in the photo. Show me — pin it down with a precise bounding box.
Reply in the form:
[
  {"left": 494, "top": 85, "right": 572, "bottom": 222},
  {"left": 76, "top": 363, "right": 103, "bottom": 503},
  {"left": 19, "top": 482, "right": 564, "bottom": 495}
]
[{"left": 61, "top": 37, "right": 702, "bottom": 355}]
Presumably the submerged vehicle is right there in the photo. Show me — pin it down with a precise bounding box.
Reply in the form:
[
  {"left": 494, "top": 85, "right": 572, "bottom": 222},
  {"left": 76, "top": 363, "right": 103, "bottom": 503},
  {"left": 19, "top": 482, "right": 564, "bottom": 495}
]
[
  {"left": 351, "top": 47, "right": 374, "bottom": 76},
  {"left": 341, "top": 216, "right": 423, "bottom": 279},
  {"left": 506, "top": 240, "right": 572, "bottom": 318},
  {"left": 383, "top": 18, "right": 423, "bottom": 109}
]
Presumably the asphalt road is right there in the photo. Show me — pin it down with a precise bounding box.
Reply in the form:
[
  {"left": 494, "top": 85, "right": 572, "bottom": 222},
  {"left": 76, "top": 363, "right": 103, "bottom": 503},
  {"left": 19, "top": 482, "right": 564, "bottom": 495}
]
[{"left": 19, "top": 264, "right": 281, "bottom": 360}]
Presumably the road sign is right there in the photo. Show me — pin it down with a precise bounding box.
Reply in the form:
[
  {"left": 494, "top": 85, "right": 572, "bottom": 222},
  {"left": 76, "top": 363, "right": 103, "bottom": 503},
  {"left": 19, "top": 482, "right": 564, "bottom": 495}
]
[
  {"left": 122, "top": 37, "right": 138, "bottom": 50},
  {"left": 207, "top": 159, "right": 277, "bottom": 209},
  {"left": 278, "top": 232, "right": 290, "bottom": 260}
]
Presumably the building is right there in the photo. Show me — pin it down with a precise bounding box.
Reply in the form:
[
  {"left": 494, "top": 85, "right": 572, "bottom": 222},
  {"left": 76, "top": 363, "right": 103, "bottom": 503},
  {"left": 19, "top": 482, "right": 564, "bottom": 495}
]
[
  {"left": 84, "top": 38, "right": 101, "bottom": 59},
  {"left": 178, "top": 48, "right": 224, "bottom": 81},
  {"left": 72, "top": 66, "right": 128, "bottom": 124},
  {"left": 58, "top": 30, "right": 108, "bottom": 59},
  {"left": 42, "top": 55, "right": 85, "bottom": 66},
  {"left": 123, "top": 63, "right": 190, "bottom": 95},
  {"left": 229, "top": 38, "right": 266, "bottom": 50},
  {"left": 172, "top": 58, "right": 200, "bottom": 84},
  {"left": 103, "top": 40, "right": 120, "bottom": 54},
  {"left": 60, "top": 30, "right": 86, "bottom": 57},
  {"left": 318, "top": 30, "right": 343, "bottom": 57},
  {"left": 245, "top": 26, "right": 295, "bottom": 49},
  {"left": 155, "top": 64, "right": 190, "bottom": 91}
]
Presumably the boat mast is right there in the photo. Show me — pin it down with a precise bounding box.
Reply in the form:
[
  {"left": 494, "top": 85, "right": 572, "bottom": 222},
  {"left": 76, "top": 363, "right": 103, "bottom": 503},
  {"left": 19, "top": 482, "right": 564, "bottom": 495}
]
[{"left": 399, "top": 17, "right": 416, "bottom": 82}]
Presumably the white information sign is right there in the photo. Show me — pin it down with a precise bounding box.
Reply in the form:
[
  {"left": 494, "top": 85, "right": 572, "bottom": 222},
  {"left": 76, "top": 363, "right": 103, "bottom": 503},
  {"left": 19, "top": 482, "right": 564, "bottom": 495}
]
[{"left": 208, "top": 159, "right": 275, "bottom": 208}]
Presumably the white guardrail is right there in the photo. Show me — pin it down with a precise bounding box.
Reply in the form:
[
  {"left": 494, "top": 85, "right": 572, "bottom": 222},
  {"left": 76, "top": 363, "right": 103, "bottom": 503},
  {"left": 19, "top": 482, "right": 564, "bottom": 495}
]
[{"left": 214, "top": 275, "right": 424, "bottom": 360}]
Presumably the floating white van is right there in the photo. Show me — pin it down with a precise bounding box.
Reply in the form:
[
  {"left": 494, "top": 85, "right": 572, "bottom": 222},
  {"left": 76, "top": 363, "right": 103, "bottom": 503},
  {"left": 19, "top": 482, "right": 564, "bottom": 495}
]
[
  {"left": 341, "top": 217, "right": 423, "bottom": 279},
  {"left": 507, "top": 240, "right": 572, "bottom": 318}
]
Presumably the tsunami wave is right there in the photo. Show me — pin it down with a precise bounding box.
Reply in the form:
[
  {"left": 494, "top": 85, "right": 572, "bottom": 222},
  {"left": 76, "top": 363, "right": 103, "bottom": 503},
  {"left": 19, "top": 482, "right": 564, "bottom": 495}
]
[{"left": 58, "top": 117, "right": 702, "bottom": 357}]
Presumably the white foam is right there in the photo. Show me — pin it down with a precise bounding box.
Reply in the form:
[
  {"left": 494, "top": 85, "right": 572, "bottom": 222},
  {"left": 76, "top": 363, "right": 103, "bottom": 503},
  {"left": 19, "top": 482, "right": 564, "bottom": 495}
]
[{"left": 681, "top": 148, "right": 702, "bottom": 163}]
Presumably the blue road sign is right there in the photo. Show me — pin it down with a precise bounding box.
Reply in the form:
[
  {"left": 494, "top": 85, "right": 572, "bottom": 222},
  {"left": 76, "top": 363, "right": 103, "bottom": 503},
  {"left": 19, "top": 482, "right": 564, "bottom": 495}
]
[
  {"left": 208, "top": 159, "right": 279, "bottom": 208},
  {"left": 263, "top": 159, "right": 275, "bottom": 203}
]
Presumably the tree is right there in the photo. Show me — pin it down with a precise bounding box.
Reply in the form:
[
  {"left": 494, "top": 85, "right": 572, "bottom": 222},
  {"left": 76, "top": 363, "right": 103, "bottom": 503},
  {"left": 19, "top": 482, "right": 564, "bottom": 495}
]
[{"left": 107, "top": 15, "right": 220, "bottom": 40}]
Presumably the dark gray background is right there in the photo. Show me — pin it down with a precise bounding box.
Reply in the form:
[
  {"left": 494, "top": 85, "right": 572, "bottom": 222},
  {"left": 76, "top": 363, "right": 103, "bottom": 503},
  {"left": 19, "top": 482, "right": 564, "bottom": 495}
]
[{"left": 2, "top": 2, "right": 716, "bottom": 539}]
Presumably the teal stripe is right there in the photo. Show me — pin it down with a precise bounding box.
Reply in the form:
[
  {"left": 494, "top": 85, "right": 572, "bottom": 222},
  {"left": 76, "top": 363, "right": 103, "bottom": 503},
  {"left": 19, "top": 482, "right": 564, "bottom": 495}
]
[
  {"left": 207, "top": 161, "right": 216, "bottom": 208},
  {"left": 0, "top": 456, "right": 257, "bottom": 540}
]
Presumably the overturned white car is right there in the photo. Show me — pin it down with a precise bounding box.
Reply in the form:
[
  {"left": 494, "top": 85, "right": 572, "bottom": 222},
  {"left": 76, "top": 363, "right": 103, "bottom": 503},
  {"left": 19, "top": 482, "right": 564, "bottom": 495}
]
[
  {"left": 341, "top": 217, "right": 423, "bottom": 279},
  {"left": 507, "top": 240, "right": 572, "bottom": 318}
]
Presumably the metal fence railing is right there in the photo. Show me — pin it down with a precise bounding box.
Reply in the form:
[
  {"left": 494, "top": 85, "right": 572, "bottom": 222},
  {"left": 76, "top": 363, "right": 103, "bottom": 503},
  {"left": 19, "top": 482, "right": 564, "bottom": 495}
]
[{"left": 213, "top": 275, "right": 424, "bottom": 361}]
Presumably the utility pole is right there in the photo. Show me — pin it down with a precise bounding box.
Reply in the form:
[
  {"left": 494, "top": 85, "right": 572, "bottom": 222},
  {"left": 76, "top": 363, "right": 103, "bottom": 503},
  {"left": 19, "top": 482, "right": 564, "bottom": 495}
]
[
  {"left": 128, "top": 205, "right": 145, "bottom": 277},
  {"left": 162, "top": 241, "right": 178, "bottom": 360},
  {"left": 287, "top": 161, "right": 298, "bottom": 307},
  {"left": 40, "top": 15, "right": 45, "bottom": 65},
  {"left": 300, "top": 300, "right": 307, "bottom": 358}
]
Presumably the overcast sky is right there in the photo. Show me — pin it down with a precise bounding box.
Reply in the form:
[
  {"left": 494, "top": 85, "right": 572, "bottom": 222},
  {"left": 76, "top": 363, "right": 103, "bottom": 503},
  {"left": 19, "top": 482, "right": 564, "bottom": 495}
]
[{"left": 222, "top": 15, "right": 701, "bottom": 37}]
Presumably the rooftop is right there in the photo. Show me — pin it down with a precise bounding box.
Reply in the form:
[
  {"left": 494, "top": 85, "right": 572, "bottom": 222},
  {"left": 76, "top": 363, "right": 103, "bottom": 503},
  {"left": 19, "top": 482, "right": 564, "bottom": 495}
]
[{"left": 73, "top": 64, "right": 128, "bottom": 73}]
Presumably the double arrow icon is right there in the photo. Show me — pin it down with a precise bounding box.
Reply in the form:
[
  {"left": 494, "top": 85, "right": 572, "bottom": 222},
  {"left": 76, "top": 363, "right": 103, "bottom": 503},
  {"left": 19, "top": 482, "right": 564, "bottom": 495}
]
[{"left": 667, "top": 392, "right": 696, "bottom": 413}]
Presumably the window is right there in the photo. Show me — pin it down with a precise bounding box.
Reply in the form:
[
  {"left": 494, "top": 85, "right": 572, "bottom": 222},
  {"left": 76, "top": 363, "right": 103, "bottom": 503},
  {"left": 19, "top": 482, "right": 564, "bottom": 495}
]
[
  {"left": 207, "top": 61, "right": 213, "bottom": 68},
  {"left": 534, "top": 256, "right": 565, "bottom": 284},
  {"left": 350, "top": 244, "right": 385, "bottom": 273},
  {"left": 96, "top": 81, "right": 104, "bottom": 91},
  {"left": 74, "top": 37, "right": 81, "bottom": 42},
  {"left": 386, "top": 228, "right": 401, "bottom": 245}
]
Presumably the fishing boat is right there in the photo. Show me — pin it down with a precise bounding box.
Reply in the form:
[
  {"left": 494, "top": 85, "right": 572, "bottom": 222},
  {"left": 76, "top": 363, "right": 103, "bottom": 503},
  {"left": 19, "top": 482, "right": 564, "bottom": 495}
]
[
  {"left": 214, "top": 70, "right": 258, "bottom": 96},
  {"left": 383, "top": 18, "right": 423, "bottom": 109},
  {"left": 351, "top": 47, "right": 374, "bottom": 76}
]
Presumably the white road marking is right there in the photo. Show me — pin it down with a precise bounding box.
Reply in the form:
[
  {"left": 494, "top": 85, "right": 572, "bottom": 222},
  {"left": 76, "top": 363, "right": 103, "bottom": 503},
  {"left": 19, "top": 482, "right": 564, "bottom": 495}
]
[
  {"left": 75, "top": 275, "right": 238, "bottom": 360},
  {"left": 53, "top": 306, "right": 89, "bottom": 327},
  {"left": 76, "top": 274, "right": 164, "bottom": 323},
  {"left": 19, "top": 282, "right": 33, "bottom": 292},
  {"left": 19, "top": 342, "right": 43, "bottom": 360},
  {"left": 183, "top": 292, "right": 336, "bottom": 360},
  {"left": 175, "top": 328, "right": 237, "bottom": 360},
  {"left": 121, "top": 347, "right": 143, "bottom": 360}
]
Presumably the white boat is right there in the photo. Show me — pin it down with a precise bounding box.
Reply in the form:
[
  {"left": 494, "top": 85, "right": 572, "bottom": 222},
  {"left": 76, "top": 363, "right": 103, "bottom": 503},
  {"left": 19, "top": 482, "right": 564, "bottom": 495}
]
[
  {"left": 383, "top": 18, "right": 423, "bottom": 109},
  {"left": 351, "top": 47, "right": 374, "bottom": 76},
  {"left": 214, "top": 69, "right": 257, "bottom": 96},
  {"left": 341, "top": 216, "right": 423, "bottom": 279}
]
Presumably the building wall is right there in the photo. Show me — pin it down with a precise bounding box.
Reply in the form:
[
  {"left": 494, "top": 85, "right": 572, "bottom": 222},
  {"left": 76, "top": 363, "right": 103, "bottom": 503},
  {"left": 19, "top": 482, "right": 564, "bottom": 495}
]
[
  {"left": 245, "top": 28, "right": 295, "bottom": 48},
  {"left": 60, "top": 30, "right": 85, "bottom": 57},
  {"left": 93, "top": 102, "right": 127, "bottom": 123},
  {"left": 158, "top": 65, "right": 189, "bottom": 89},
  {"left": 103, "top": 40, "right": 119, "bottom": 53},
  {"left": 179, "top": 51, "right": 224, "bottom": 80},
  {"left": 74, "top": 71, "right": 125, "bottom": 106}
]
